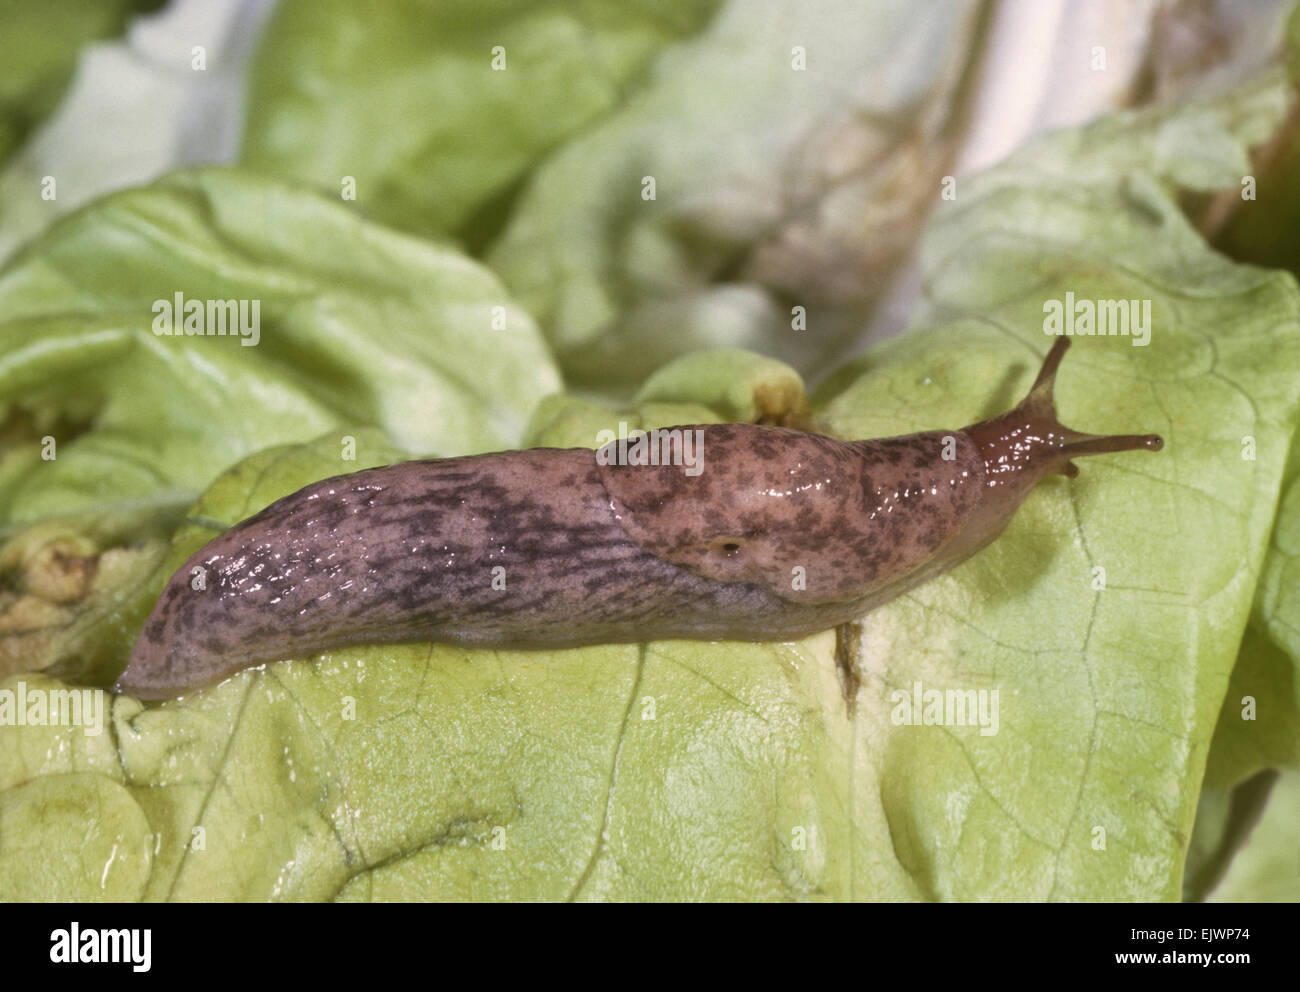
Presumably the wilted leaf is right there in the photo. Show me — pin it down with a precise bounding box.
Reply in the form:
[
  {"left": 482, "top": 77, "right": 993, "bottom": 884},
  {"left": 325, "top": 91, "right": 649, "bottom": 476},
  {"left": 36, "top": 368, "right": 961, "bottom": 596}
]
[{"left": 488, "top": 0, "right": 983, "bottom": 388}]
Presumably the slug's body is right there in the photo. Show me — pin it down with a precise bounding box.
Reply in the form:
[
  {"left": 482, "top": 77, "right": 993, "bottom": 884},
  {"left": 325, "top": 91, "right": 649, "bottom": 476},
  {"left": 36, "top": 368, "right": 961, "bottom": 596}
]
[{"left": 117, "top": 339, "right": 1162, "bottom": 699}]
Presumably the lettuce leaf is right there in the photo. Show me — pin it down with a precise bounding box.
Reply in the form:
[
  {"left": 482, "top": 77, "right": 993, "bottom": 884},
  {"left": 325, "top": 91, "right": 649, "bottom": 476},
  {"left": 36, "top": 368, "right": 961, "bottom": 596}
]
[
  {"left": 487, "top": 0, "right": 984, "bottom": 389},
  {"left": 1203, "top": 770, "right": 1300, "bottom": 902},
  {"left": 0, "top": 167, "right": 561, "bottom": 527},
  {"left": 0, "top": 0, "right": 165, "bottom": 167},
  {"left": 1203, "top": 443, "right": 1300, "bottom": 791},
  {"left": 2, "top": 44, "right": 1299, "bottom": 904},
  {"left": 240, "top": 0, "right": 723, "bottom": 245}
]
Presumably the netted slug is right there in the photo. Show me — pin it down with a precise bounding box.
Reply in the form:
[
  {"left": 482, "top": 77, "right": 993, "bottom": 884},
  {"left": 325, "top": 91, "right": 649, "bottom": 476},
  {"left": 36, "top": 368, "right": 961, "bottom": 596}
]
[{"left": 116, "top": 338, "right": 1162, "bottom": 699}]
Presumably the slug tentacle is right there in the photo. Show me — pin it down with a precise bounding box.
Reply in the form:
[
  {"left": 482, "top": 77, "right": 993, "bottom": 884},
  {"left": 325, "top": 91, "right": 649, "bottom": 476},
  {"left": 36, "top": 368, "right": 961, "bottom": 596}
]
[
  {"left": 116, "top": 339, "right": 1164, "bottom": 700},
  {"left": 1035, "top": 337, "right": 1163, "bottom": 467},
  {"left": 964, "top": 337, "right": 1163, "bottom": 488}
]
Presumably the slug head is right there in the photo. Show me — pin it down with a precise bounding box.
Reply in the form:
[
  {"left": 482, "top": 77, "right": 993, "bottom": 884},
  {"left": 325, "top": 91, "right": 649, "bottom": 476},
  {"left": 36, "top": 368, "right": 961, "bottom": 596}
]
[{"left": 963, "top": 337, "right": 1163, "bottom": 507}]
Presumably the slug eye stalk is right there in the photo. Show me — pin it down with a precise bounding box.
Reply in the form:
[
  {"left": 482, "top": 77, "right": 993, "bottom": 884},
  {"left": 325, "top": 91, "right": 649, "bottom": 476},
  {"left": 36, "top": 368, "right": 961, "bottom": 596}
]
[{"left": 965, "top": 337, "right": 1163, "bottom": 482}]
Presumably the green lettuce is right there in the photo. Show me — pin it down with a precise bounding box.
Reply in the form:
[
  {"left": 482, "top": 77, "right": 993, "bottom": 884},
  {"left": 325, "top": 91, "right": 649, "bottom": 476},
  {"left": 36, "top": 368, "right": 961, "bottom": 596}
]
[
  {"left": 240, "top": 0, "right": 723, "bottom": 246},
  {"left": 1203, "top": 443, "right": 1300, "bottom": 791},
  {"left": 1203, "top": 770, "right": 1300, "bottom": 902},
  {"left": 0, "top": 0, "right": 165, "bottom": 167},
  {"left": 0, "top": 167, "right": 560, "bottom": 528},
  {"left": 2, "top": 25, "right": 1299, "bottom": 904},
  {"left": 487, "top": 0, "right": 984, "bottom": 389}
]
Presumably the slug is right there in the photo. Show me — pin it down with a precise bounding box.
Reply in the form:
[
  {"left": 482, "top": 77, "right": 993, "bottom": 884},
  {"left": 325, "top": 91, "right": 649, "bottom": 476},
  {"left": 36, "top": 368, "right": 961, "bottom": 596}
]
[{"left": 116, "top": 338, "right": 1162, "bottom": 700}]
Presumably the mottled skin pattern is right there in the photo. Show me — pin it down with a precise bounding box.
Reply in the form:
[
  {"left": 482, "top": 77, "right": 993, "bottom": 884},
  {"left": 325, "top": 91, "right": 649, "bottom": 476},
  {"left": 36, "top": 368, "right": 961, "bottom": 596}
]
[
  {"left": 600, "top": 425, "right": 984, "bottom": 605},
  {"left": 116, "top": 338, "right": 1162, "bottom": 700}
]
